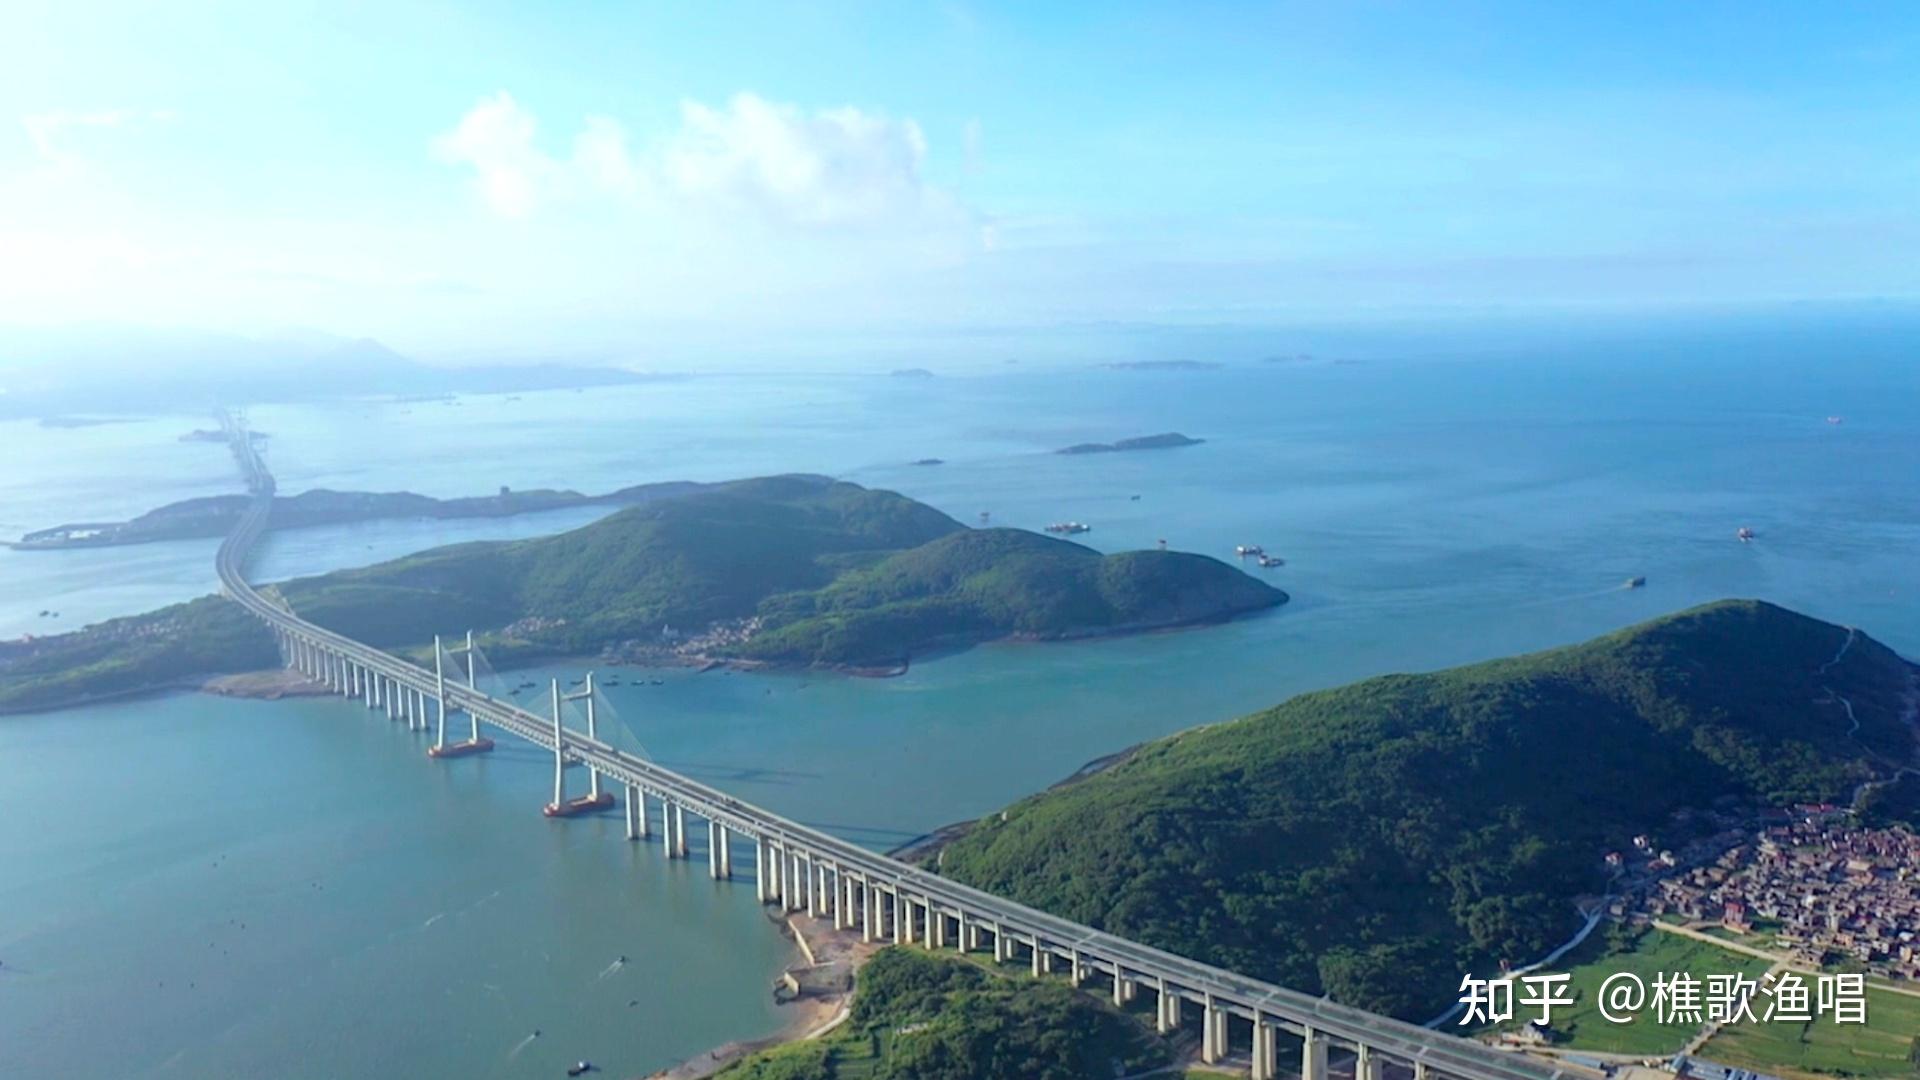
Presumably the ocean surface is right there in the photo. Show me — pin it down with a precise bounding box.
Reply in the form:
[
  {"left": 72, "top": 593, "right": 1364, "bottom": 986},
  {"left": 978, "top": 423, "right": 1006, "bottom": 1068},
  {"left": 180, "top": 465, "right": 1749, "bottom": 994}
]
[{"left": 2, "top": 318, "right": 1916, "bottom": 1079}]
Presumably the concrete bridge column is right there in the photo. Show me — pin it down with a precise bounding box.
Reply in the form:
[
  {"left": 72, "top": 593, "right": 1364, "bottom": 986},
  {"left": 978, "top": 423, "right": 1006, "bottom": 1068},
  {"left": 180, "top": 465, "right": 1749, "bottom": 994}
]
[
  {"left": 382, "top": 678, "right": 394, "bottom": 719},
  {"left": 754, "top": 840, "right": 767, "bottom": 901},
  {"left": 1112, "top": 968, "right": 1128, "bottom": 1007},
  {"left": 830, "top": 867, "right": 848, "bottom": 929},
  {"left": 861, "top": 881, "right": 876, "bottom": 942},
  {"left": 890, "top": 890, "right": 907, "bottom": 945},
  {"left": 1302, "top": 1026, "right": 1327, "bottom": 1080},
  {"left": 1033, "top": 939, "right": 1053, "bottom": 976},
  {"left": 707, "top": 820, "right": 722, "bottom": 878},
  {"left": 719, "top": 825, "right": 732, "bottom": 877},
  {"left": 1252, "top": 1017, "right": 1277, "bottom": 1080},
  {"left": 1201, "top": 995, "right": 1221, "bottom": 1065},
  {"left": 1356, "top": 1044, "right": 1383, "bottom": 1080},
  {"left": 802, "top": 856, "right": 819, "bottom": 917},
  {"left": 930, "top": 905, "right": 946, "bottom": 949},
  {"left": 1069, "top": 949, "right": 1083, "bottom": 986},
  {"left": 1413, "top": 1060, "right": 1430, "bottom": 1080},
  {"left": 956, "top": 911, "right": 970, "bottom": 952},
  {"left": 673, "top": 804, "right": 688, "bottom": 858},
  {"left": 991, "top": 922, "right": 1006, "bottom": 963},
  {"left": 1156, "top": 980, "right": 1177, "bottom": 1033},
  {"left": 624, "top": 784, "right": 640, "bottom": 840}
]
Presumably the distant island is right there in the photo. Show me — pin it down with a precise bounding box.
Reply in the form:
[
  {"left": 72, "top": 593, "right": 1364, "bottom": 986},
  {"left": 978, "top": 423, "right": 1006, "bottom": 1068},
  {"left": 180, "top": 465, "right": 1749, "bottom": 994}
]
[
  {"left": 910, "top": 458, "right": 944, "bottom": 466},
  {"left": 1099, "top": 360, "right": 1222, "bottom": 371},
  {"left": 0, "top": 476, "right": 1285, "bottom": 713},
  {"left": 11, "top": 480, "right": 706, "bottom": 550},
  {"left": 930, "top": 600, "right": 1919, "bottom": 1020},
  {"left": 1055, "top": 432, "right": 1203, "bottom": 455},
  {"left": 890, "top": 367, "right": 936, "bottom": 378}
]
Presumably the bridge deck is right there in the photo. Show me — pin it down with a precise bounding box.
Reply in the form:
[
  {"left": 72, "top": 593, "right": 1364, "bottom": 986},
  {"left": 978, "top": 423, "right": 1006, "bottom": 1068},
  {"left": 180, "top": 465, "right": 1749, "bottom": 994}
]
[{"left": 213, "top": 429, "right": 1570, "bottom": 1080}]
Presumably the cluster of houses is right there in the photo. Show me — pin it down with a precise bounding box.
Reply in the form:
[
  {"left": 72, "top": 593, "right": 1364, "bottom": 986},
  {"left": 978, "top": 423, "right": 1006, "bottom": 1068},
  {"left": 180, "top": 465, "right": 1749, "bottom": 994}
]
[{"left": 1621, "top": 813, "right": 1920, "bottom": 982}]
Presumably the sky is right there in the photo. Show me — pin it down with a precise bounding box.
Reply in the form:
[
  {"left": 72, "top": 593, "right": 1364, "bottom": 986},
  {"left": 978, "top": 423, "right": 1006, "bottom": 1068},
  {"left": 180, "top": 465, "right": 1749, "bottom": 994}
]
[{"left": 1, "top": 2, "right": 1916, "bottom": 361}]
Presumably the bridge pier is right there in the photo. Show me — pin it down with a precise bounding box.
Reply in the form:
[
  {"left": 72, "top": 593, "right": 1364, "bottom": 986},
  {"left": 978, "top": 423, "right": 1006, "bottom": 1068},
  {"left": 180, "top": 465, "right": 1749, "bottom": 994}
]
[
  {"left": 708, "top": 821, "right": 731, "bottom": 879},
  {"left": 1252, "top": 1017, "right": 1278, "bottom": 1080},
  {"left": 1302, "top": 1026, "right": 1327, "bottom": 1080},
  {"left": 1201, "top": 994, "right": 1222, "bottom": 1065},
  {"left": 1157, "top": 979, "right": 1178, "bottom": 1033},
  {"left": 1357, "top": 1044, "right": 1384, "bottom": 1080}
]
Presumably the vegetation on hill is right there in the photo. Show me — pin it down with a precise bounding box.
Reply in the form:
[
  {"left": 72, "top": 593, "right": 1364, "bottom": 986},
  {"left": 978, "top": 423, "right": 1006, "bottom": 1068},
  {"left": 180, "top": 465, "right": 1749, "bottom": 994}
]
[
  {"left": 935, "top": 601, "right": 1917, "bottom": 1020},
  {"left": 12, "top": 479, "right": 704, "bottom": 548},
  {"left": 739, "top": 528, "right": 1281, "bottom": 666},
  {"left": 718, "top": 948, "right": 1168, "bottom": 1080},
  {"left": 0, "top": 475, "right": 1282, "bottom": 711},
  {"left": 0, "top": 596, "right": 277, "bottom": 712},
  {"left": 276, "top": 475, "right": 1280, "bottom": 668}
]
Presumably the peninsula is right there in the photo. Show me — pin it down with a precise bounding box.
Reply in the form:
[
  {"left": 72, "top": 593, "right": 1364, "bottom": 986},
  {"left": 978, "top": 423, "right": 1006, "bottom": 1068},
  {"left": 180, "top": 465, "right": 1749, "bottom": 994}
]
[
  {"left": 0, "top": 475, "right": 1285, "bottom": 713},
  {"left": 929, "top": 600, "right": 1919, "bottom": 1020},
  {"left": 1054, "top": 432, "right": 1203, "bottom": 455},
  {"left": 11, "top": 480, "right": 706, "bottom": 549}
]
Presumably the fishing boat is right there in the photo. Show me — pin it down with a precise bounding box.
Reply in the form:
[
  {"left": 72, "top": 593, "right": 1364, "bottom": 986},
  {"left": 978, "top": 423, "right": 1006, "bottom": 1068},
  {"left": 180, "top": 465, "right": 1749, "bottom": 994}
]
[
  {"left": 1256, "top": 554, "right": 1285, "bottom": 568},
  {"left": 1625, "top": 576, "right": 1646, "bottom": 589},
  {"left": 1234, "top": 544, "right": 1265, "bottom": 557},
  {"left": 1044, "top": 521, "right": 1091, "bottom": 535},
  {"left": 1737, "top": 526, "right": 1755, "bottom": 542}
]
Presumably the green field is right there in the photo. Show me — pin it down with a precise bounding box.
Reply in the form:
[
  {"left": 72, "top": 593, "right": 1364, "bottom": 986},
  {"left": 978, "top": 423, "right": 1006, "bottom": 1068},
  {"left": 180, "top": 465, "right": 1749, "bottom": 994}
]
[
  {"left": 1702, "top": 984, "right": 1920, "bottom": 1080},
  {"left": 1486, "top": 925, "right": 1772, "bottom": 1056}
]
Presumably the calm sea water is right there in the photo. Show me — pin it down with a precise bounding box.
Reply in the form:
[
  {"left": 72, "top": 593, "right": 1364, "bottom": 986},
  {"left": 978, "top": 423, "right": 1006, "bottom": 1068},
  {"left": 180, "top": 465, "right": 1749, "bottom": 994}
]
[{"left": 2, "top": 320, "right": 1916, "bottom": 1078}]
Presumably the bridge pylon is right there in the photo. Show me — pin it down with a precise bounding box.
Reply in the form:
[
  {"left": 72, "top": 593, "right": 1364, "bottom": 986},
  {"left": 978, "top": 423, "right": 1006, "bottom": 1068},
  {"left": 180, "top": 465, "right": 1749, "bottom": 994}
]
[
  {"left": 543, "top": 673, "right": 615, "bottom": 817},
  {"left": 427, "top": 630, "right": 495, "bottom": 759}
]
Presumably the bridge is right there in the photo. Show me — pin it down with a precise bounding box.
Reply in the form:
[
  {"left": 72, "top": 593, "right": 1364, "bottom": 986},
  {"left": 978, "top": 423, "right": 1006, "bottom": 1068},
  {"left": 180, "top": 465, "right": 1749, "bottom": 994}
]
[{"left": 214, "top": 418, "right": 1574, "bottom": 1080}]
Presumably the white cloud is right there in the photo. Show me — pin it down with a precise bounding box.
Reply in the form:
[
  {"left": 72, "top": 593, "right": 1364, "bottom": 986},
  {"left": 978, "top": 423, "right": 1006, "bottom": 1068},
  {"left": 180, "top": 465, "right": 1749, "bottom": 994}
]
[
  {"left": 432, "top": 90, "right": 962, "bottom": 232},
  {"left": 662, "top": 93, "right": 938, "bottom": 227},
  {"left": 20, "top": 108, "right": 175, "bottom": 169},
  {"left": 429, "top": 91, "right": 551, "bottom": 217}
]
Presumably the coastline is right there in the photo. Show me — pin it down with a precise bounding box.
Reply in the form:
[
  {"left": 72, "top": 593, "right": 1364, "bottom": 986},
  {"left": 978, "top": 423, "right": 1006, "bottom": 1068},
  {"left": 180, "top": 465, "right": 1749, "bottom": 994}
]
[{"left": 641, "top": 911, "right": 882, "bottom": 1080}]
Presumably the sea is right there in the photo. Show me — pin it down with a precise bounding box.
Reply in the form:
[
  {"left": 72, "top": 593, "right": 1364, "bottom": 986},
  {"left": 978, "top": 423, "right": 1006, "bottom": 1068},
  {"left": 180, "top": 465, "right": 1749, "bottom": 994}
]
[{"left": 1, "top": 312, "right": 1916, "bottom": 1079}]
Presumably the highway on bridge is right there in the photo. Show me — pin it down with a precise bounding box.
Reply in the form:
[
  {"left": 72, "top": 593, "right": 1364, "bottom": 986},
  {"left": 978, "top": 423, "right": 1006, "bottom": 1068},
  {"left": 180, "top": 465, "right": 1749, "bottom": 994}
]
[{"left": 214, "top": 419, "right": 1574, "bottom": 1080}]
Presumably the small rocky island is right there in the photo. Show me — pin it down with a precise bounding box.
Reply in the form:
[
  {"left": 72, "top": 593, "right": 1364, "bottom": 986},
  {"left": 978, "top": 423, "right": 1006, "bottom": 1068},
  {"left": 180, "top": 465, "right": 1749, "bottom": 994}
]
[
  {"left": 1055, "top": 432, "right": 1204, "bottom": 455},
  {"left": 1099, "top": 360, "right": 1222, "bottom": 371}
]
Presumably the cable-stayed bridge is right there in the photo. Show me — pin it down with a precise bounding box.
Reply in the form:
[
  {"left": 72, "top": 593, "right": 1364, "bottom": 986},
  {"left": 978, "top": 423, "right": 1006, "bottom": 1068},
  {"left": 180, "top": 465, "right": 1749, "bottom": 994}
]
[{"left": 213, "top": 416, "right": 1573, "bottom": 1080}]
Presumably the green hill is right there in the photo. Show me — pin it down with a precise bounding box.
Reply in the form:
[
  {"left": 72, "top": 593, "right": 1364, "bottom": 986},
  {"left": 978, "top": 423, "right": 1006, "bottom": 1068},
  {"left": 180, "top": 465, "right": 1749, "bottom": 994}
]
[
  {"left": 934, "top": 601, "right": 1918, "bottom": 1020},
  {"left": 278, "top": 474, "right": 1282, "bottom": 667},
  {"left": 717, "top": 948, "right": 1169, "bottom": 1080},
  {"left": 0, "top": 475, "right": 1284, "bottom": 711}
]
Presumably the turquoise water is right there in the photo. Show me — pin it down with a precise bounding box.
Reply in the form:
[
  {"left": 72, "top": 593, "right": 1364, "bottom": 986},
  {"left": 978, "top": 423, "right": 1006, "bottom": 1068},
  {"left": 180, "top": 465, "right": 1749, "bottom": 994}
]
[{"left": 1, "top": 319, "right": 1916, "bottom": 1078}]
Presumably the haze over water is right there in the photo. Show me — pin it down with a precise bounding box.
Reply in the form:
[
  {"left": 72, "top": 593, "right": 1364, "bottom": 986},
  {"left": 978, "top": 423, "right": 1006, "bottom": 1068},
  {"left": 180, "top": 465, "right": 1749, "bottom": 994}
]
[{"left": 2, "top": 317, "right": 1916, "bottom": 1078}]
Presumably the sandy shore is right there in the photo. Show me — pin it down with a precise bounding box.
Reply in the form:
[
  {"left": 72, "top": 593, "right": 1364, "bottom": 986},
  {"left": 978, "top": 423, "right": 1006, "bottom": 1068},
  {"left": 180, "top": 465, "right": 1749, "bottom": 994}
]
[
  {"left": 201, "top": 668, "right": 332, "bottom": 700},
  {"left": 641, "top": 912, "right": 884, "bottom": 1080}
]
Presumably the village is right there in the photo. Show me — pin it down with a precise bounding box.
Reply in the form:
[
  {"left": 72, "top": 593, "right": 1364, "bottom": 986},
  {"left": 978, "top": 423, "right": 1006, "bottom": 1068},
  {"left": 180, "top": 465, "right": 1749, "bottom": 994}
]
[{"left": 1616, "top": 809, "right": 1920, "bottom": 983}]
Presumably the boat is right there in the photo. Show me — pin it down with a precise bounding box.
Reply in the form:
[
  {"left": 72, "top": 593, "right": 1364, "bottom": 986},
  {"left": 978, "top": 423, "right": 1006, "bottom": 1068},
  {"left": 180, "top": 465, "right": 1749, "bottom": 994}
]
[
  {"left": 1256, "top": 554, "right": 1285, "bottom": 568},
  {"left": 1625, "top": 576, "right": 1646, "bottom": 589},
  {"left": 1737, "top": 526, "right": 1755, "bottom": 542},
  {"left": 567, "top": 1062, "right": 593, "bottom": 1077},
  {"left": 1234, "top": 544, "right": 1264, "bottom": 557},
  {"left": 1826, "top": 416, "right": 1844, "bottom": 425},
  {"left": 1044, "top": 521, "right": 1091, "bottom": 535}
]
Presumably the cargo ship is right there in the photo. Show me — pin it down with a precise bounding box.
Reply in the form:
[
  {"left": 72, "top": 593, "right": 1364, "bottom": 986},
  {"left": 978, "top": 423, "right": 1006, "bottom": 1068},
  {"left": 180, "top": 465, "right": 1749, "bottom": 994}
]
[
  {"left": 427, "top": 738, "right": 496, "bottom": 759},
  {"left": 543, "top": 792, "right": 617, "bottom": 817}
]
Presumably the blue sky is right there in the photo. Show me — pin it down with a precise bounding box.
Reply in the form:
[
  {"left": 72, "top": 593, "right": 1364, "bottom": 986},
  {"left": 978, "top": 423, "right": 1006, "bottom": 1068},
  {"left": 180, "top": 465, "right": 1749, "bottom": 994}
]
[{"left": 1, "top": 2, "right": 1915, "bottom": 359}]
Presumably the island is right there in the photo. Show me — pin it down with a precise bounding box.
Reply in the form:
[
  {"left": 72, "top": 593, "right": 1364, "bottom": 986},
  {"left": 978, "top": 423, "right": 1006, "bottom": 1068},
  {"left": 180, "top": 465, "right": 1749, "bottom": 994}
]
[
  {"left": 1098, "top": 360, "right": 1222, "bottom": 371},
  {"left": 11, "top": 479, "right": 706, "bottom": 549},
  {"left": 0, "top": 475, "right": 1285, "bottom": 713},
  {"left": 889, "top": 367, "right": 936, "bottom": 378},
  {"left": 1054, "top": 432, "right": 1203, "bottom": 455},
  {"left": 910, "top": 458, "right": 944, "bottom": 466},
  {"left": 925, "top": 600, "right": 1918, "bottom": 1020}
]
